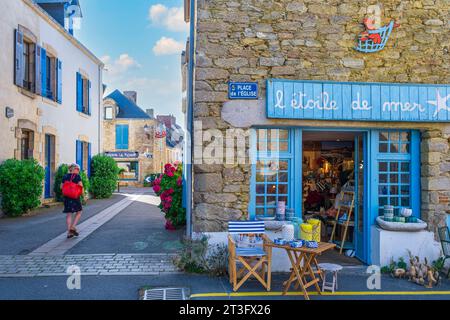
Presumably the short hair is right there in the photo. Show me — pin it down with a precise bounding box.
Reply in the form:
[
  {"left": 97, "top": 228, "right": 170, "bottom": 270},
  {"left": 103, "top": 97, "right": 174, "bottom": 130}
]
[{"left": 69, "top": 163, "right": 81, "bottom": 172}]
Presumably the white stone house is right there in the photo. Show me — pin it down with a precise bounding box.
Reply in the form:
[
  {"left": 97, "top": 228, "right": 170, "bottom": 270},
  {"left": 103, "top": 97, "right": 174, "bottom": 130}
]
[{"left": 0, "top": 0, "right": 103, "bottom": 206}]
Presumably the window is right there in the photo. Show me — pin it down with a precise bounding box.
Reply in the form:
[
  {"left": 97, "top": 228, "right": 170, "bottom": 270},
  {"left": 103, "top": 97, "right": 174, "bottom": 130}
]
[
  {"left": 104, "top": 106, "right": 113, "bottom": 120},
  {"left": 116, "top": 125, "right": 129, "bottom": 150},
  {"left": 20, "top": 129, "right": 34, "bottom": 160},
  {"left": 118, "top": 162, "right": 139, "bottom": 181},
  {"left": 76, "top": 72, "right": 90, "bottom": 115},
  {"left": 377, "top": 130, "right": 415, "bottom": 216},
  {"left": 43, "top": 54, "right": 57, "bottom": 100},
  {"left": 76, "top": 140, "right": 92, "bottom": 176},
  {"left": 22, "top": 40, "right": 35, "bottom": 92},
  {"left": 253, "top": 129, "right": 291, "bottom": 217}
]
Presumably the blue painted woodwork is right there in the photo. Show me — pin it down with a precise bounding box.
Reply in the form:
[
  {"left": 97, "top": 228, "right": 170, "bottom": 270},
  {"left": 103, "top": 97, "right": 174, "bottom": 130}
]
[
  {"left": 44, "top": 134, "right": 52, "bottom": 199},
  {"left": 267, "top": 79, "right": 450, "bottom": 122},
  {"left": 41, "top": 47, "right": 47, "bottom": 97},
  {"left": 115, "top": 125, "right": 129, "bottom": 150},
  {"left": 355, "top": 21, "right": 395, "bottom": 53},
  {"left": 14, "top": 29, "right": 24, "bottom": 87},
  {"left": 76, "top": 140, "right": 83, "bottom": 170},
  {"left": 76, "top": 72, "right": 82, "bottom": 112},
  {"left": 56, "top": 59, "right": 62, "bottom": 103}
]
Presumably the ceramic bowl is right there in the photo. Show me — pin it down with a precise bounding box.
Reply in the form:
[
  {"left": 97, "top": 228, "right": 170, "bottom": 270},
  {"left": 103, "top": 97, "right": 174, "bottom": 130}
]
[
  {"left": 400, "top": 208, "right": 413, "bottom": 218},
  {"left": 289, "top": 240, "right": 304, "bottom": 248},
  {"left": 274, "top": 238, "right": 288, "bottom": 246}
]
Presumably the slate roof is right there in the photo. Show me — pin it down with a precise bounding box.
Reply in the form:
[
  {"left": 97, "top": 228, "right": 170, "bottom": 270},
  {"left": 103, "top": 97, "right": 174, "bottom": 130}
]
[{"left": 105, "top": 90, "right": 151, "bottom": 119}]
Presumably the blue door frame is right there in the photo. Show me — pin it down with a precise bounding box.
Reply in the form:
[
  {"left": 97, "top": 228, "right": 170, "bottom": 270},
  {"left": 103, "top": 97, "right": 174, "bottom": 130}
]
[
  {"left": 44, "top": 134, "right": 52, "bottom": 199},
  {"left": 249, "top": 127, "right": 421, "bottom": 265}
]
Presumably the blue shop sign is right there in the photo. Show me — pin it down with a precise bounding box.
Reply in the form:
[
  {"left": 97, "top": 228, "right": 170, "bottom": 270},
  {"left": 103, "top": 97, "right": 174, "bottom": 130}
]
[
  {"left": 229, "top": 82, "right": 258, "bottom": 100},
  {"left": 267, "top": 79, "right": 450, "bottom": 122},
  {"left": 105, "top": 151, "right": 139, "bottom": 159}
]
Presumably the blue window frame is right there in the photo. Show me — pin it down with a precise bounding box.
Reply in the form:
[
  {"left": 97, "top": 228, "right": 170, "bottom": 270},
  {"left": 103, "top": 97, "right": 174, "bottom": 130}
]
[
  {"left": 115, "top": 125, "right": 129, "bottom": 150},
  {"left": 251, "top": 129, "right": 294, "bottom": 218},
  {"left": 372, "top": 130, "right": 420, "bottom": 218}
]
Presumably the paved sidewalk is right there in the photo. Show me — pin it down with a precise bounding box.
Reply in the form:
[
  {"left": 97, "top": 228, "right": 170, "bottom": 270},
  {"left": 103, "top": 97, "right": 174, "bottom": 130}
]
[
  {"left": 30, "top": 193, "right": 143, "bottom": 256},
  {"left": 0, "top": 194, "right": 126, "bottom": 255},
  {"left": 0, "top": 253, "right": 178, "bottom": 277}
]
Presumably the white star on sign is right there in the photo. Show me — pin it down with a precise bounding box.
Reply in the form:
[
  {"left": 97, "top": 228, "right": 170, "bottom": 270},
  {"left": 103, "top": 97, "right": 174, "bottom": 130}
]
[{"left": 427, "top": 89, "right": 450, "bottom": 117}]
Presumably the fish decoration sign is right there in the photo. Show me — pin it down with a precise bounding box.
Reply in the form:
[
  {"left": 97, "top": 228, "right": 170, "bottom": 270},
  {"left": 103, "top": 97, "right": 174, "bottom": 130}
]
[{"left": 355, "top": 8, "right": 399, "bottom": 53}]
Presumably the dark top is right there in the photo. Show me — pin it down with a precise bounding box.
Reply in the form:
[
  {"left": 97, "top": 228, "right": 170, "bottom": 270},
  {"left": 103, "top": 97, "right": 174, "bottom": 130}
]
[
  {"left": 62, "top": 174, "right": 82, "bottom": 184},
  {"left": 62, "top": 174, "right": 83, "bottom": 214}
]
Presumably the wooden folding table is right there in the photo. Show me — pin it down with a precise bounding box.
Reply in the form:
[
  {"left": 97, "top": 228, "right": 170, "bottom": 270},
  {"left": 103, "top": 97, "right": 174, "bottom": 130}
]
[{"left": 267, "top": 242, "right": 336, "bottom": 300}]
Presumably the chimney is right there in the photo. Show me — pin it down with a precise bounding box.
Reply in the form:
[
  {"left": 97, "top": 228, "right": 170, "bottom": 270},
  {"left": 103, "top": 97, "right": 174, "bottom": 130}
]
[
  {"left": 124, "top": 91, "right": 137, "bottom": 104},
  {"left": 146, "top": 109, "right": 154, "bottom": 119}
]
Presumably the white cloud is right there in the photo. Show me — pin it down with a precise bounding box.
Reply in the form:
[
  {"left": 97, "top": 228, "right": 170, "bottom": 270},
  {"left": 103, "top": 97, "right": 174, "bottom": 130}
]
[
  {"left": 153, "top": 37, "right": 184, "bottom": 56},
  {"left": 149, "top": 4, "right": 188, "bottom": 32},
  {"left": 101, "top": 54, "right": 140, "bottom": 77}
]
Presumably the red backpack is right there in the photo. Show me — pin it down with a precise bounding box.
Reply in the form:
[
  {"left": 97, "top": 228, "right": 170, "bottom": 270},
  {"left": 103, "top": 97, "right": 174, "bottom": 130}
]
[{"left": 62, "top": 174, "right": 83, "bottom": 199}]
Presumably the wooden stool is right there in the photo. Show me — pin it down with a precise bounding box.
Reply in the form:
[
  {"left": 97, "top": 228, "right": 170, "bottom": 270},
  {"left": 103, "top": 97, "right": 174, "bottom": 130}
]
[{"left": 318, "top": 263, "right": 343, "bottom": 293}]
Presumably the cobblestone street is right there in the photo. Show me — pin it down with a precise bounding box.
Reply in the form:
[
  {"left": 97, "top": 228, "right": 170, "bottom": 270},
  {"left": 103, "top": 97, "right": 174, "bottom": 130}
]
[{"left": 0, "top": 254, "right": 178, "bottom": 277}]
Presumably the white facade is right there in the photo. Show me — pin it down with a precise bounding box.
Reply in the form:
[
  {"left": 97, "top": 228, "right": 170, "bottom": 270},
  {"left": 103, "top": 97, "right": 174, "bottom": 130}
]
[{"left": 0, "top": 0, "right": 103, "bottom": 199}]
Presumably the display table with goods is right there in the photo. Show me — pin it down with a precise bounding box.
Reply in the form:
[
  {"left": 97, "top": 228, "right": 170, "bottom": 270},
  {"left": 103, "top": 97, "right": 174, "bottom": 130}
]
[{"left": 266, "top": 242, "right": 336, "bottom": 300}]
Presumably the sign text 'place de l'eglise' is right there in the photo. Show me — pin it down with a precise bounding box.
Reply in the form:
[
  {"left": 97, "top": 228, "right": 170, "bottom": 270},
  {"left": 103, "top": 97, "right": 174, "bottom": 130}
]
[{"left": 267, "top": 79, "right": 450, "bottom": 122}]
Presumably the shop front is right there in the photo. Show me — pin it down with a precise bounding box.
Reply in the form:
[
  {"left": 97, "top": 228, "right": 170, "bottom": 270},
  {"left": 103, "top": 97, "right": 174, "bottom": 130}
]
[{"left": 247, "top": 79, "right": 448, "bottom": 265}]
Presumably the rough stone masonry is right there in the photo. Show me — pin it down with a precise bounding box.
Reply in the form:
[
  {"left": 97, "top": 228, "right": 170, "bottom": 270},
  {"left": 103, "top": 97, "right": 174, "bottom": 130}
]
[{"left": 191, "top": 0, "right": 450, "bottom": 234}]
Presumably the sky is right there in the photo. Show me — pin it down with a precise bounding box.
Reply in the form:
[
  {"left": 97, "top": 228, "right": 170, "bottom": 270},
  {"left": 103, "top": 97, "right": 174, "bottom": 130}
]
[{"left": 75, "top": 0, "right": 188, "bottom": 126}]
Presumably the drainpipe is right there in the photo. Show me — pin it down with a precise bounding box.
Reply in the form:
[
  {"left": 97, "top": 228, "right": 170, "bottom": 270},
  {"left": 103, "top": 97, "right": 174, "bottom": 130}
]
[
  {"left": 98, "top": 65, "right": 102, "bottom": 155},
  {"left": 185, "top": 0, "right": 196, "bottom": 239}
]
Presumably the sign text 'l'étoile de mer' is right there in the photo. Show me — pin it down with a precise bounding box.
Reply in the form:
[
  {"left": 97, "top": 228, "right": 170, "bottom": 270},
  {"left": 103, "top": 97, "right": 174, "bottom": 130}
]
[{"left": 266, "top": 79, "right": 450, "bottom": 122}]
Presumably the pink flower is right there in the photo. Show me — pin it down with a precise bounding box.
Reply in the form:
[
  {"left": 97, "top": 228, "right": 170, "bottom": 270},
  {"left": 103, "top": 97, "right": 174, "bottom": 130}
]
[
  {"left": 153, "top": 185, "right": 161, "bottom": 193},
  {"left": 177, "top": 178, "right": 182, "bottom": 187},
  {"left": 166, "top": 170, "right": 174, "bottom": 177},
  {"left": 165, "top": 196, "right": 173, "bottom": 203},
  {"left": 153, "top": 178, "right": 160, "bottom": 186}
]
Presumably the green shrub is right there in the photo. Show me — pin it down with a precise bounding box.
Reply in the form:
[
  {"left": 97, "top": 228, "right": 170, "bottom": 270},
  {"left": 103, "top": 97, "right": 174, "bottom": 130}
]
[
  {"left": 54, "top": 164, "right": 90, "bottom": 204},
  {"left": 0, "top": 159, "right": 45, "bottom": 217},
  {"left": 54, "top": 164, "right": 69, "bottom": 202},
  {"left": 90, "top": 155, "right": 119, "bottom": 199}
]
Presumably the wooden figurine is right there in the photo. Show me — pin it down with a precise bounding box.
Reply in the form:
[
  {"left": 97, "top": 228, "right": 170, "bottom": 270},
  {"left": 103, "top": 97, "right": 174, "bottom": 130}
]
[{"left": 393, "top": 268, "right": 406, "bottom": 279}]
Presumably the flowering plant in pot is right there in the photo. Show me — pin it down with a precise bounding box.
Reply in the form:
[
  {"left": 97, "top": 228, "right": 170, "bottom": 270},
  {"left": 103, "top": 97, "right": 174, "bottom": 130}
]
[{"left": 152, "top": 162, "right": 186, "bottom": 230}]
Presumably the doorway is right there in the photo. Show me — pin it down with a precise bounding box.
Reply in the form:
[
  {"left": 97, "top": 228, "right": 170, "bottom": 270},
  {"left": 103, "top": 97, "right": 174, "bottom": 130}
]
[
  {"left": 44, "top": 134, "right": 56, "bottom": 199},
  {"left": 302, "top": 130, "right": 367, "bottom": 263}
]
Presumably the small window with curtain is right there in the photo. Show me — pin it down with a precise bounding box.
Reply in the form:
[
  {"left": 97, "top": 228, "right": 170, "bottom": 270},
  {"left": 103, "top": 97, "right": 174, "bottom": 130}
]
[{"left": 104, "top": 106, "right": 114, "bottom": 120}]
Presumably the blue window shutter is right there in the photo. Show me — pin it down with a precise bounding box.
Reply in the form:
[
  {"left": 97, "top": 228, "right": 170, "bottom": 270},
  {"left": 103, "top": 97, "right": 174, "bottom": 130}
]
[
  {"left": 123, "top": 125, "right": 129, "bottom": 149},
  {"left": 76, "top": 72, "right": 83, "bottom": 112},
  {"left": 87, "top": 142, "right": 92, "bottom": 177},
  {"left": 40, "top": 47, "right": 47, "bottom": 97},
  {"left": 76, "top": 140, "right": 83, "bottom": 170},
  {"left": 87, "top": 79, "right": 91, "bottom": 115},
  {"left": 35, "top": 45, "right": 42, "bottom": 95},
  {"left": 56, "top": 59, "right": 62, "bottom": 103},
  {"left": 14, "top": 29, "right": 24, "bottom": 87},
  {"left": 115, "top": 125, "right": 122, "bottom": 149}
]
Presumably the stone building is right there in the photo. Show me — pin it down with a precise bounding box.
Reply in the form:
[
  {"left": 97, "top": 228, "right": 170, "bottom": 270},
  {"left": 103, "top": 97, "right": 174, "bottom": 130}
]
[
  {"left": 102, "top": 90, "right": 179, "bottom": 186},
  {"left": 184, "top": 0, "right": 450, "bottom": 267},
  {"left": 0, "top": 0, "right": 103, "bottom": 205}
]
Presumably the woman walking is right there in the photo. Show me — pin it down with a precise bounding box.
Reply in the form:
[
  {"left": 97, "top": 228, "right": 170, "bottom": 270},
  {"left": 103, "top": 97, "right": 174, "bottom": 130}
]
[{"left": 62, "top": 164, "right": 84, "bottom": 239}]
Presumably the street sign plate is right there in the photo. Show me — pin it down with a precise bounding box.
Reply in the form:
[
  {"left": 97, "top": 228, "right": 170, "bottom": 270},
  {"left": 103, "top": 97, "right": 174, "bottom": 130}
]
[{"left": 229, "top": 82, "right": 258, "bottom": 100}]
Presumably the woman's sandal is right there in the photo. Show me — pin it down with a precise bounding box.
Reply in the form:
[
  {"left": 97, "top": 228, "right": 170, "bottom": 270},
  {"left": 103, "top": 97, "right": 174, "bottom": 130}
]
[
  {"left": 67, "top": 231, "right": 75, "bottom": 239},
  {"left": 70, "top": 228, "right": 79, "bottom": 237}
]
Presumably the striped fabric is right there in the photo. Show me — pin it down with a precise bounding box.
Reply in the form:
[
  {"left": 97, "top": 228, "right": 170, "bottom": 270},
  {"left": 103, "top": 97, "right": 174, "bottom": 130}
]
[
  {"left": 228, "top": 221, "right": 265, "bottom": 235},
  {"left": 236, "top": 247, "right": 266, "bottom": 257}
]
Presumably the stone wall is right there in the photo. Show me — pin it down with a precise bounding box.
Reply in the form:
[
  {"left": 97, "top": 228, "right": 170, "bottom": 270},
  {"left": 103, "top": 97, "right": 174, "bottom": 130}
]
[
  {"left": 421, "top": 129, "right": 450, "bottom": 238},
  {"left": 192, "top": 0, "right": 450, "bottom": 232}
]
